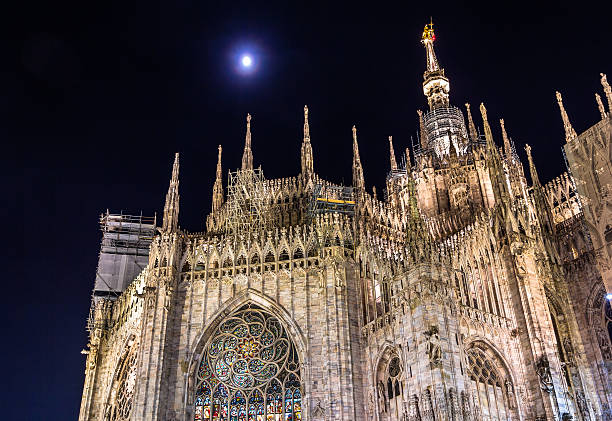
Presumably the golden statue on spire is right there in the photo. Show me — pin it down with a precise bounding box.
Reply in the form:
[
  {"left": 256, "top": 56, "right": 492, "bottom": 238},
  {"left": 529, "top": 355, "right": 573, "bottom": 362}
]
[{"left": 422, "top": 19, "right": 435, "bottom": 42}]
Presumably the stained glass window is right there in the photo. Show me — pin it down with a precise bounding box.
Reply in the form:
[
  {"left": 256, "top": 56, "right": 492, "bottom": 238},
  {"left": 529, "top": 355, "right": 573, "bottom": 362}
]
[{"left": 194, "top": 306, "right": 302, "bottom": 421}]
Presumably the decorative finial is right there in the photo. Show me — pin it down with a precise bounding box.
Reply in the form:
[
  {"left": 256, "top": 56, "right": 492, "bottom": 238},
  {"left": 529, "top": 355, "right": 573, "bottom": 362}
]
[
  {"left": 162, "top": 153, "right": 180, "bottom": 232},
  {"left": 556, "top": 91, "right": 577, "bottom": 142},
  {"left": 479, "top": 103, "right": 488, "bottom": 123},
  {"left": 405, "top": 147, "right": 412, "bottom": 169},
  {"left": 596, "top": 93, "right": 607, "bottom": 119},
  {"left": 352, "top": 125, "right": 364, "bottom": 190},
  {"left": 301, "top": 105, "right": 314, "bottom": 179},
  {"left": 388, "top": 136, "right": 398, "bottom": 171},
  {"left": 465, "top": 103, "right": 478, "bottom": 141},
  {"left": 304, "top": 105, "right": 310, "bottom": 140},
  {"left": 372, "top": 185, "right": 377, "bottom": 200},
  {"left": 601, "top": 73, "right": 612, "bottom": 114},
  {"left": 525, "top": 144, "right": 540, "bottom": 187},
  {"left": 417, "top": 110, "right": 427, "bottom": 149},
  {"left": 500, "top": 119, "right": 512, "bottom": 157},
  {"left": 212, "top": 145, "right": 224, "bottom": 212},
  {"left": 480, "top": 103, "right": 496, "bottom": 151}
]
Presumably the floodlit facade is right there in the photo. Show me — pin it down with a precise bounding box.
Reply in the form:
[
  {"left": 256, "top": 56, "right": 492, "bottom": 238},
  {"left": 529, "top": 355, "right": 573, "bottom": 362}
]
[{"left": 79, "top": 23, "right": 612, "bottom": 421}]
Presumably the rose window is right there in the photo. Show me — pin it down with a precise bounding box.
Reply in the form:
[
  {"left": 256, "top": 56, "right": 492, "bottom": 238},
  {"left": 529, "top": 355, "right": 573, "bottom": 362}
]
[{"left": 194, "top": 305, "right": 302, "bottom": 420}]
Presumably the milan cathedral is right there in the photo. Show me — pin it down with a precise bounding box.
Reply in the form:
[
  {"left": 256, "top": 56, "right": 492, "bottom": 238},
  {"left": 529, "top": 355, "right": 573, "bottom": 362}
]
[{"left": 79, "top": 23, "right": 612, "bottom": 421}]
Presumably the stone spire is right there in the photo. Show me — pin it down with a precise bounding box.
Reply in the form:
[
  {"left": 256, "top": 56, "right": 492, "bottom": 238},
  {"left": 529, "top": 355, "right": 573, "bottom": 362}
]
[
  {"left": 465, "top": 103, "right": 478, "bottom": 141},
  {"left": 241, "top": 113, "right": 253, "bottom": 170},
  {"left": 212, "top": 145, "right": 223, "bottom": 212},
  {"left": 555, "top": 91, "right": 577, "bottom": 142},
  {"left": 601, "top": 73, "right": 612, "bottom": 114},
  {"left": 596, "top": 93, "right": 607, "bottom": 119},
  {"left": 417, "top": 110, "right": 427, "bottom": 149},
  {"left": 301, "top": 105, "right": 314, "bottom": 180},
  {"left": 162, "top": 153, "right": 180, "bottom": 232},
  {"left": 352, "top": 125, "right": 364, "bottom": 190},
  {"left": 388, "top": 136, "right": 398, "bottom": 171},
  {"left": 500, "top": 119, "right": 512, "bottom": 157},
  {"left": 480, "top": 103, "right": 495, "bottom": 151},
  {"left": 421, "top": 21, "right": 450, "bottom": 110},
  {"left": 405, "top": 147, "right": 412, "bottom": 169},
  {"left": 525, "top": 144, "right": 541, "bottom": 187}
]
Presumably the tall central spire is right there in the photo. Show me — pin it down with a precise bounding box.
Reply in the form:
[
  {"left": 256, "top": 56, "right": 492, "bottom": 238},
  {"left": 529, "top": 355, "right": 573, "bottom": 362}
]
[
  {"left": 421, "top": 21, "right": 450, "bottom": 110},
  {"left": 241, "top": 113, "right": 253, "bottom": 170}
]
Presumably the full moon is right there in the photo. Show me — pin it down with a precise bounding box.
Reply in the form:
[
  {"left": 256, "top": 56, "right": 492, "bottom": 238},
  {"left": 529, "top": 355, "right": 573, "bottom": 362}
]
[{"left": 241, "top": 55, "right": 253, "bottom": 67}]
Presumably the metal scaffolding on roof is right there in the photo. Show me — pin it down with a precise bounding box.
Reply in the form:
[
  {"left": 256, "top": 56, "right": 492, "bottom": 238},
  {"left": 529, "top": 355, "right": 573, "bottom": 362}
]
[
  {"left": 88, "top": 211, "right": 156, "bottom": 332},
  {"left": 307, "top": 183, "right": 355, "bottom": 220},
  {"left": 225, "top": 167, "right": 269, "bottom": 234}
]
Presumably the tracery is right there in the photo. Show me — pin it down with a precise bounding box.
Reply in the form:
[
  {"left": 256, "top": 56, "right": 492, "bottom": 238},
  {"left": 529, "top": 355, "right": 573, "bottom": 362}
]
[
  {"left": 105, "top": 335, "right": 139, "bottom": 421},
  {"left": 194, "top": 305, "right": 302, "bottom": 421},
  {"left": 466, "top": 345, "right": 515, "bottom": 421}
]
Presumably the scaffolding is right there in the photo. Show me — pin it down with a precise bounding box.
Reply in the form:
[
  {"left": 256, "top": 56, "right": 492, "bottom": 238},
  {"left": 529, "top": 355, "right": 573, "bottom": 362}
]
[
  {"left": 225, "top": 167, "right": 269, "bottom": 234},
  {"left": 422, "top": 105, "right": 469, "bottom": 157},
  {"left": 93, "top": 211, "right": 156, "bottom": 300},
  {"left": 307, "top": 183, "right": 355, "bottom": 220}
]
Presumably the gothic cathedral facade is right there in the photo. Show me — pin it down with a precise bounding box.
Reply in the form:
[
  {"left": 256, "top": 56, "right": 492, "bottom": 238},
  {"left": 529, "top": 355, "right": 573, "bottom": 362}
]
[{"left": 79, "top": 23, "right": 612, "bottom": 421}]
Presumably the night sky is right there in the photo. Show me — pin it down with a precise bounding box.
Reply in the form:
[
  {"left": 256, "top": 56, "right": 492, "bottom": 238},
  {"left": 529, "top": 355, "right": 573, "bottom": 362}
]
[{"left": 5, "top": 0, "right": 611, "bottom": 418}]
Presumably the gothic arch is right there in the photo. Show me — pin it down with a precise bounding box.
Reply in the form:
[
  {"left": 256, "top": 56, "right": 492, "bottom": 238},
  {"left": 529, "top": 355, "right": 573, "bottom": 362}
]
[
  {"left": 586, "top": 282, "right": 612, "bottom": 361},
  {"left": 373, "top": 344, "right": 405, "bottom": 421},
  {"left": 185, "top": 290, "right": 308, "bottom": 420},
  {"left": 103, "top": 333, "right": 140, "bottom": 421},
  {"left": 463, "top": 338, "right": 519, "bottom": 420}
]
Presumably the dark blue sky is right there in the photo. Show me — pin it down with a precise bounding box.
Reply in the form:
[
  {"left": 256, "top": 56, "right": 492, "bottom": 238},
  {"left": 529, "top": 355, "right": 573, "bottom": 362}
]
[{"left": 4, "top": 0, "right": 611, "bottom": 418}]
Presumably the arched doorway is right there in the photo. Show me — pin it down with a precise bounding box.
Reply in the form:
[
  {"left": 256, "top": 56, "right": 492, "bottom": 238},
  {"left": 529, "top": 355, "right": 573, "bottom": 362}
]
[{"left": 193, "top": 305, "right": 303, "bottom": 421}]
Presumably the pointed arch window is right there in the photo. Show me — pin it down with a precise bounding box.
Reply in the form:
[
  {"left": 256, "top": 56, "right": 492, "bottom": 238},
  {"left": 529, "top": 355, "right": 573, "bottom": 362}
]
[
  {"left": 105, "top": 335, "right": 139, "bottom": 421},
  {"left": 466, "top": 345, "right": 516, "bottom": 421},
  {"left": 194, "top": 305, "right": 302, "bottom": 421},
  {"left": 377, "top": 354, "right": 404, "bottom": 421}
]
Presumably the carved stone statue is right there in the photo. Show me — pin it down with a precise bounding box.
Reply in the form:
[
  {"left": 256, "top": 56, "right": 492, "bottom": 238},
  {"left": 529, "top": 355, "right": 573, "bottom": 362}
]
[
  {"left": 378, "top": 381, "right": 387, "bottom": 414},
  {"left": 536, "top": 355, "right": 554, "bottom": 393},
  {"left": 312, "top": 400, "right": 325, "bottom": 418},
  {"left": 562, "top": 337, "right": 575, "bottom": 363},
  {"left": 596, "top": 328, "right": 612, "bottom": 360},
  {"left": 424, "top": 326, "right": 442, "bottom": 368},
  {"left": 505, "top": 379, "right": 516, "bottom": 409},
  {"left": 576, "top": 391, "right": 591, "bottom": 421}
]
